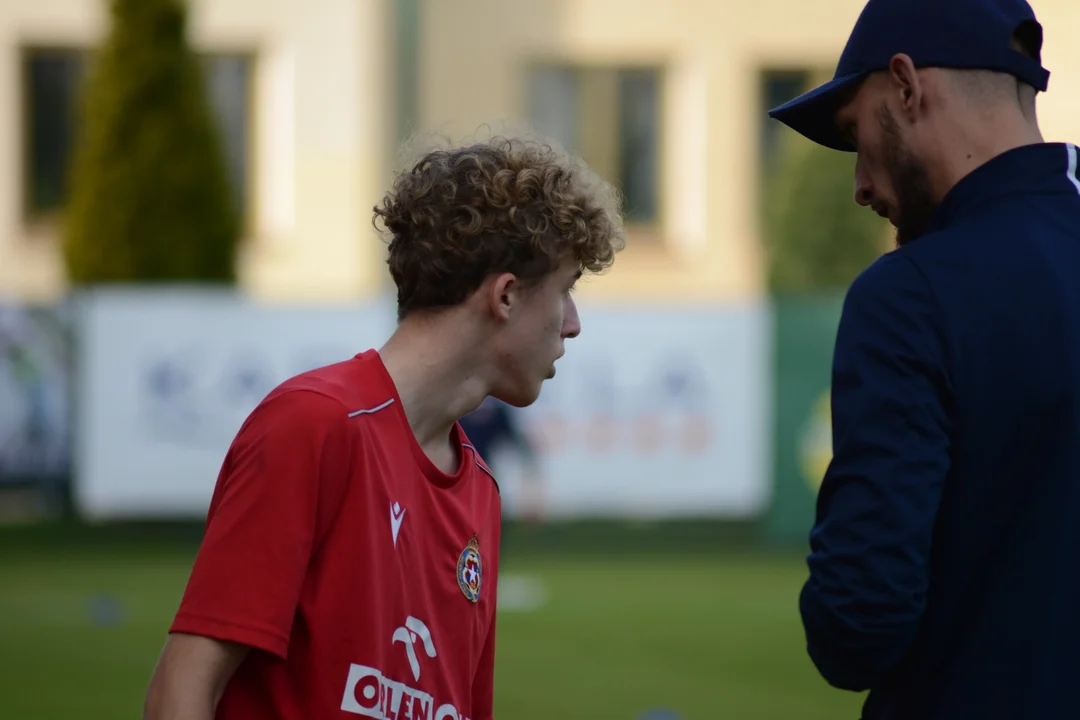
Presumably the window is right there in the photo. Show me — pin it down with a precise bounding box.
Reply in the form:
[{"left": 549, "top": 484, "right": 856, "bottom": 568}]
[
  {"left": 24, "top": 49, "right": 85, "bottom": 217},
  {"left": 759, "top": 70, "right": 811, "bottom": 177},
  {"left": 22, "top": 47, "right": 253, "bottom": 223},
  {"left": 527, "top": 64, "right": 663, "bottom": 229},
  {"left": 201, "top": 54, "right": 253, "bottom": 217}
]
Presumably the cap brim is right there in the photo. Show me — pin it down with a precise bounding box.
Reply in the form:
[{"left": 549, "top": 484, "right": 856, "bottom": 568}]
[{"left": 767, "top": 72, "right": 866, "bottom": 153}]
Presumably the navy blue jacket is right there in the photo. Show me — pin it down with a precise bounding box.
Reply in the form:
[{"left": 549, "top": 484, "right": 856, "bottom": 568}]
[{"left": 803, "top": 142, "right": 1080, "bottom": 719}]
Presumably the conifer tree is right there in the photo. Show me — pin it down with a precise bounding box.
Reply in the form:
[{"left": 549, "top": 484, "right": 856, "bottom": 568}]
[{"left": 63, "top": 0, "right": 240, "bottom": 284}]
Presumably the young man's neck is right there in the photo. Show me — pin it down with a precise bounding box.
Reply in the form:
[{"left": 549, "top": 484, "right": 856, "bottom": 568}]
[{"left": 377, "top": 311, "right": 491, "bottom": 452}]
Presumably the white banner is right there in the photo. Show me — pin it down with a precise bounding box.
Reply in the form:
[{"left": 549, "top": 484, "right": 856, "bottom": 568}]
[
  {"left": 488, "top": 302, "right": 773, "bottom": 519},
  {"left": 75, "top": 290, "right": 772, "bottom": 521},
  {"left": 74, "top": 288, "right": 396, "bottom": 520}
]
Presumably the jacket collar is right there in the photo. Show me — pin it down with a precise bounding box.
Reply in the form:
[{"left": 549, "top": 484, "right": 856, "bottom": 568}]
[{"left": 926, "top": 142, "right": 1080, "bottom": 233}]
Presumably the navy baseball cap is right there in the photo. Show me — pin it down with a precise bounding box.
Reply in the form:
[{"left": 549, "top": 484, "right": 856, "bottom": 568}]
[{"left": 768, "top": 0, "right": 1051, "bottom": 152}]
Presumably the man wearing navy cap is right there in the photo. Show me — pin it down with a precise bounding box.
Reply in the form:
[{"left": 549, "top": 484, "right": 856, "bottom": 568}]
[{"left": 769, "top": 0, "right": 1080, "bottom": 717}]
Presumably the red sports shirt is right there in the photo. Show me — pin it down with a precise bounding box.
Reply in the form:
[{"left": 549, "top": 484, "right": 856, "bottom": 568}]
[{"left": 169, "top": 350, "right": 502, "bottom": 720}]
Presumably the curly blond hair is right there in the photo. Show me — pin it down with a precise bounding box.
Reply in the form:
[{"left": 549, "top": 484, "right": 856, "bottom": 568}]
[{"left": 373, "top": 135, "right": 625, "bottom": 320}]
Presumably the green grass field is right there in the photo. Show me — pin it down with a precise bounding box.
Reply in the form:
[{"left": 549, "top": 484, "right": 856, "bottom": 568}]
[{"left": 0, "top": 525, "right": 867, "bottom": 719}]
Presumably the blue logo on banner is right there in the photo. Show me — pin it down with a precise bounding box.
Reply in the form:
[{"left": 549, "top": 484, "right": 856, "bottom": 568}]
[
  {"left": 639, "top": 709, "right": 682, "bottom": 720},
  {"left": 144, "top": 355, "right": 201, "bottom": 441},
  {"left": 147, "top": 358, "right": 191, "bottom": 401},
  {"left": 220, "top": 354, "right": 275, "bottom": 408}
]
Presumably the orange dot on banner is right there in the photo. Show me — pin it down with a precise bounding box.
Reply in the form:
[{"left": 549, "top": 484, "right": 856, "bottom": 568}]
[
  {"left": 586, "top": 417, "right": 617, "bottom": 454},
  {"left": 681, "top": 415, "right": 711, "bottom": 454},
  {"left": 530, "top": 416, "right": 568, "bottom": 454},
  {"left": 632, "top": 416, "right": 664, "bottom": 455}
]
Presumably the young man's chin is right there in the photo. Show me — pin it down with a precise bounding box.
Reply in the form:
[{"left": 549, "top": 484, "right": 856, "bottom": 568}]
[{"left": 497, "top": 382, "right": 545, "bottom": 409}]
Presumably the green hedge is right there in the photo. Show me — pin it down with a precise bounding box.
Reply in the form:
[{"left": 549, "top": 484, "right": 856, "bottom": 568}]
[{"left": 763, "top": 130, "right": 889, "bottom": 293}]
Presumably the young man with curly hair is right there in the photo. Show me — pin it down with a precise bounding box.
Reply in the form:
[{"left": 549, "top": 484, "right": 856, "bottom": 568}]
[{"left": 143, "top": 136, "right": 625, "bottom": 720}]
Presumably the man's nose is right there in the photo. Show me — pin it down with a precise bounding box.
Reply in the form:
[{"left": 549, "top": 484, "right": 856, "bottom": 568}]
[
  {"left": 853, "top": 157, "right": 873, "bottom": 207},
  {"left": 854, "top": 176, "right": 874, "bottom": 208}
]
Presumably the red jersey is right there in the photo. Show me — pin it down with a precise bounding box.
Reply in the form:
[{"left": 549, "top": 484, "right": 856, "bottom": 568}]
[{"left": 169, "top": 350, "right": 502, "bottom": 720}]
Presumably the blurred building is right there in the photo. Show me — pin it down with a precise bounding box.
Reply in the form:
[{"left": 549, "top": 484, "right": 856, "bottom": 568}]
[
  {"left": 1, "top": 0, "right": 395, "bottom": 303},
  {"left": 1, "top": 0, "right": 1078, "bottom": 304}
]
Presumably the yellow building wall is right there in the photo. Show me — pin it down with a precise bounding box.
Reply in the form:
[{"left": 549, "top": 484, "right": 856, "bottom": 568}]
[
  {"left": 0, "top": 0, "right": 393, "bottom": 304},
  {"left": 0, "top": 0, "right": 1077, "bottom": 304},
  {"left": 420, "top": 0, "right": 1080, "bottom": 303}
]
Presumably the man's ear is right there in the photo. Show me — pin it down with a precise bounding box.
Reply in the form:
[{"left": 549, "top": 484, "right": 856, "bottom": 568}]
[
  {"left": 888, "top": 53, "right": 923, "bottom": 122},
  {"left": 485, "top": 272, "right": 518, "bottom": 322}
]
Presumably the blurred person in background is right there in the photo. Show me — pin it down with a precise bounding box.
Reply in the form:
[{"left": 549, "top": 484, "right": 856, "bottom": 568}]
[
  {"left": 0, "top": 308, "right": 51, "bottom": 472},
  {"left": 143, "top": 135, "right": 624, "bottom": 720},
  {"left": 459, "top": 396, "right": 548, "bottom": 523},
  {"left": 769, "top": 0, "right": 1080, "bottom": 718}
]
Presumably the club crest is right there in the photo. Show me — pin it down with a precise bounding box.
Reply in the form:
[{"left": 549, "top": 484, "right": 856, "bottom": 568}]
[{"left": 457, "top": 535, "right": 482, "bottom": 603}]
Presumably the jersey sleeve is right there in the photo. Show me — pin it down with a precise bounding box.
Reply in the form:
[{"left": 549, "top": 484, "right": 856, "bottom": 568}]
[
  {"left": 169, "top": 389, "right": 350, "bottom": 659},
  {"left": 800, "top": 253, "right": 954, "bottom": 691}
]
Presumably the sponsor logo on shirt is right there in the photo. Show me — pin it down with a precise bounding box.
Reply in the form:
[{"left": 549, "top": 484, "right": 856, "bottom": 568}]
[{"left": 341, "top": 615, "right": 471, "bottom": 720}]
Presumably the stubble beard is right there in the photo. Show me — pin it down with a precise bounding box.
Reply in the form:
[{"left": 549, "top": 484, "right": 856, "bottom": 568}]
[{"left": 878, "top": 105, "right": 939, "bottom": 248}]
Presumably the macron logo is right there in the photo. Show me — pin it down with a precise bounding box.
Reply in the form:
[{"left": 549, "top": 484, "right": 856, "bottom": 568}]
[{"left": 390, "top": 502, "right": 406, "bottom": 548}]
